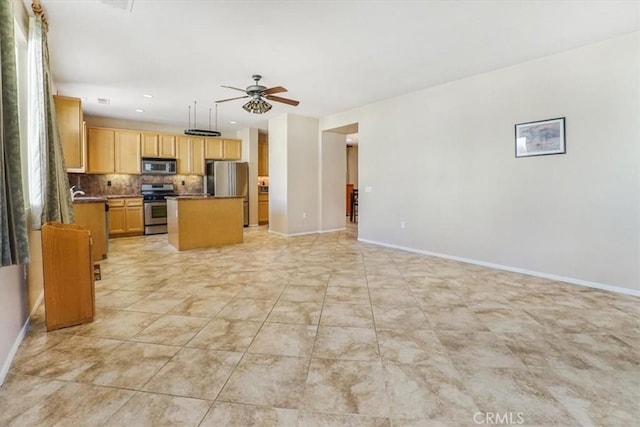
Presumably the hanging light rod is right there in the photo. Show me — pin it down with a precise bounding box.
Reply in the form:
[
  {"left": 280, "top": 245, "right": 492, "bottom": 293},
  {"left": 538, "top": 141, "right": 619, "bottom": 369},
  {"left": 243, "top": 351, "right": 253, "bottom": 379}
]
[{"left": 184, "top": 100, "right": 221, "bottom": 137}]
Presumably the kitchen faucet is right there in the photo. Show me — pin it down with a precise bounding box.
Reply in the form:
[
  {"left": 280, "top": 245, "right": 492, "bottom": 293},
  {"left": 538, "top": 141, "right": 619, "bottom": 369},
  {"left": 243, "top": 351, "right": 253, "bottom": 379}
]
[{"left": 70, "top": 185, "right": 85, "bottom": 200}]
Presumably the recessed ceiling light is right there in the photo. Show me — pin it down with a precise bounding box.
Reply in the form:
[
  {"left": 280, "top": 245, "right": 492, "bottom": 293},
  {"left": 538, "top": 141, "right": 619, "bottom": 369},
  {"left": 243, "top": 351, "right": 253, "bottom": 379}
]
[
  {"left": 229, "top": 121, "right": 237, "bottom": 124},
  {"left": 143, "top": 94, "right": 153, "bottom": 98},
  {"left": 135, "top": 109, "right": 144, "bottom": 113}
]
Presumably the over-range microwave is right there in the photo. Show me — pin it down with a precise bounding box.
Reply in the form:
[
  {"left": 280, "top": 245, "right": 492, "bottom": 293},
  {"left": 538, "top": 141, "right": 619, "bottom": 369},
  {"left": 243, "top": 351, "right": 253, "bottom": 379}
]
[{"left": 141, "top": 158, "right": 176, "bottom": 175}]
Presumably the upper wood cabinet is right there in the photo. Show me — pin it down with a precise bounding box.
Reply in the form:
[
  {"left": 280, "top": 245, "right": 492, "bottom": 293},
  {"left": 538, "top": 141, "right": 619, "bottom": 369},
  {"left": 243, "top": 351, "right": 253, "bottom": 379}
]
[
  {"left": 87, "top": 127, "right": 115, "bottom": 174},
  {"left": 86, "top": 125, "right": 231, "bottom": 175},
  {"left": 192, "top": 138, "right": 205, "bottom": 175},
  {"left": 142, "top": 133, "right": 176, "bottom": 158},
  {"left": 204, "top": 138, "right": 242, "bottom": 160},
  {"left": 223, "top": 139, "right": 242, "bottom": 160},
  {"left": 204, "top": 138, "right": 224, "bottom": 159},
  {"left": 159, "top": 134, "right": 176, "bottom": 158},
  {"left": 54, "top": 95, "right": 85, "bottom": 172},
  {"left": 115, "top": 130, "right": 141, "bottom": 174},
  {"left": 177, "top": 136, "right": 204, "bottom": 175},
  {"left": 87, "top": 127, "right": 141, "bottom": 174},
  {"left": 141, "top": 133, "right": 159, "bottom": 157},
  {"left": 258, "top": 138, "right": 268, "bottom": 176}
]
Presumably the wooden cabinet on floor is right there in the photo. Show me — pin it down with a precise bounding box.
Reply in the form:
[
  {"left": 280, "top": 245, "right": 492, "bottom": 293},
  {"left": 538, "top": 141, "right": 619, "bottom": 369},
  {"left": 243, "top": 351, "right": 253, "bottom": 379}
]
[
  {"left": 108, "top": 197, "right": 144, "bottom": 237},
  {"left": 41, "top": 222, "right": 95, "bottom": 331},
  {"left": 54, "top": 95, "right": 85, "bottom": 172}
]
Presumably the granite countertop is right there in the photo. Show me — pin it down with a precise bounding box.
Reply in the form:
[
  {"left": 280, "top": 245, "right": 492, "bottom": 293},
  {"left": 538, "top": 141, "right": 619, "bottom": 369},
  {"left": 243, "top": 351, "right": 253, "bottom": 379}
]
[
  {"left": 166, "top": 195, "right": 245, "bottom": 200},
  {"left": 73, "top": 196, "right": 108, "bottom": 203}
]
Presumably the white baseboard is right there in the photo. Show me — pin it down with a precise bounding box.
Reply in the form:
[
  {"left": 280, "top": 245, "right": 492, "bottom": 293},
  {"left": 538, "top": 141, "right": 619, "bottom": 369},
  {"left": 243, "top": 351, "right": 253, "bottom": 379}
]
[
  {"left": 268, "top": 227, "right": 346, "bottom": 237},
  {"left": 319, "top": 227, "right": 346, "bottom": 233},
  {"left": 269, "top": 229, "right": 320, "bottom": 237},
  {"left": 358, "top": 238, "right": 640, "bottom": 297},
  {"left": 0, "top": 291, "right": 43, "bottom": 386}
]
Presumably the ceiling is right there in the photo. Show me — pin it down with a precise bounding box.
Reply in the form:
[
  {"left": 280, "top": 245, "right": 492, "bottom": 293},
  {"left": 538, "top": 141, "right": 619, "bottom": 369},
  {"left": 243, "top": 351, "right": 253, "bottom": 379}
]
[{"left": 36, "top": 0, "right": 638, "bottom": 134}]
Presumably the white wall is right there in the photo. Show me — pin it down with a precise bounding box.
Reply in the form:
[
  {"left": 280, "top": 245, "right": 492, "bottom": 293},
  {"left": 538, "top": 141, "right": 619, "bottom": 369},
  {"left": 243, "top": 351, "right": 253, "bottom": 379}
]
[
  {"left": 238, "top": 128, "right": 259, "bottom": 226},
  {"left": 286, "top": 115, "right": 320, "bottom": 235},
  {"left": 320, "top": 32, "right": 640, "bottom": 293},
  {"left": 0, "top": 266, "right": 29, "bottom": 384},
  {"left": 268, "top": 114, "right": 320, "bottom": 235},
  {"left": 268, "top": 114, "right": 288, "bottom": 233},
  {"left": 321, "top": 132, "right": 347, "bottom": 231}
]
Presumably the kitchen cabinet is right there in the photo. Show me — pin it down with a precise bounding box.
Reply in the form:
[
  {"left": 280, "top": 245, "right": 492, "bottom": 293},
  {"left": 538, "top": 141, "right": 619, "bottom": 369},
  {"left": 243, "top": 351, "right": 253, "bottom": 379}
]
[
  {"left": 87, "top": 127, "right": 141, "bottom": 174},
  {"left": 108, "top": 197, "right": 144, "bottom": 237},
  {"left": 115, "top": 130, "right": 141, "bottom": 174},
  {"left": 141, "top": 133, "right": 159, "bottom": 157},
  {"left": 204, "top": 138, "right": 242, "bottom": 160},
  {"left": 54, "top": 95, "right": 85, "bottom": 172},
  {"left": 223, "top": 139, "right": 242, "bottom": 159},
  {"left": 41, "top": 222, "right": 95, "bottom": 331},
  {"left": 142, "top": 133, "right": 176, "bottom": 158},
  {"left": 177, "top": 136, "right": 205, "bottom": 175},
  {"left": 205, "top": 138, "right": 224, "bottom": 159},
  {"left": 258, "top": 193, "right": 269, "bottom": 225},
  {"left": 87, "top": 127, "right": 115, "bottom": 173},
  {"left": 73, "top": 201, "right": 108, "bottom": 261},
  {"left": 258, "top": 139, "right": 268, "bottom": 176}
]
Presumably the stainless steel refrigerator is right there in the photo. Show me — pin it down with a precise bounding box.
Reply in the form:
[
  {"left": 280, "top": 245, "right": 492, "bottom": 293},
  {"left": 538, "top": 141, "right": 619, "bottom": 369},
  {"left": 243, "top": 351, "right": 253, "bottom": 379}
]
[{"left": 205, "top": 161, "right": 249, "bottom": 226}]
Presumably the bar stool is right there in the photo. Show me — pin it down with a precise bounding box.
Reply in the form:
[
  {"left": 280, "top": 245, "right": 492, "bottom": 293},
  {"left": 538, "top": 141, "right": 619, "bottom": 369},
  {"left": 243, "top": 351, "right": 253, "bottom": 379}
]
[{"left": 350, "top": 189, "right": 358, "bottom": 222}]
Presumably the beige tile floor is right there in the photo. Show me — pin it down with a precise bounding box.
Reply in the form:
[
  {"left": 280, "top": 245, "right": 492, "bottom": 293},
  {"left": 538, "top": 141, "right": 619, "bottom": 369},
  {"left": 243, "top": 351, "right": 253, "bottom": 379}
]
[{"left": 1, "top": 224, "right": 639, "bottom": 426}]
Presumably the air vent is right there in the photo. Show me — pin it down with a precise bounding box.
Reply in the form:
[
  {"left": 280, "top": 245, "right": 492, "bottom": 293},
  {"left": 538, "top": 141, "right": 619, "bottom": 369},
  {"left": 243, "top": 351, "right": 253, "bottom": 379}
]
[
  {"left": 97, "top": 98, "right": 111, "bottom": 105},
  {"left": 100, "top": 0, "right": 135, "bottom": 12}
]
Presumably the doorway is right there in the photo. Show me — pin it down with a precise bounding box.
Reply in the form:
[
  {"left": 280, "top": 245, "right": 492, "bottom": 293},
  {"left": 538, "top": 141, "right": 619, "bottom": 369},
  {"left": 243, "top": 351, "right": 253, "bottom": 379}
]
[{"left": 322, "top": 123, "right": 359, "bottom": 239}]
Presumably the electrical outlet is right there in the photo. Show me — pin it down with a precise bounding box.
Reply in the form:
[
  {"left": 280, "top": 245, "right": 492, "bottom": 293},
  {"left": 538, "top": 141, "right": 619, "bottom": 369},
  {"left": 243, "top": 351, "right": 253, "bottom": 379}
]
[
  {"left": 400, "top": 221, "right": 406, "bottom": 229},
  {"left": 107, "top": 180, "right": 112, "bottom": 187},
  {"left": 365, "top": 186, "right": 372, "bottom": 193},
  {"left": 302, "top": 212, "right": 307, "bottom": 219},
  {"left": 181, "top": 180, "right": 185, "bottom": 186}
]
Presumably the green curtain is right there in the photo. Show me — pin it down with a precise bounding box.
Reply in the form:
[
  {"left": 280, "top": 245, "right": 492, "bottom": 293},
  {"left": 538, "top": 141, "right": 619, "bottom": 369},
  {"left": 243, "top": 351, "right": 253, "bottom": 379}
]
[
  {"left": 41, "top": 21, "right": 74, "bottom": 225},
  {"left": 0, "top": 0, "right": 29, "bottom": 266},
  {"left": 30, "top": 15, "right": 73, "bottom": 226}
]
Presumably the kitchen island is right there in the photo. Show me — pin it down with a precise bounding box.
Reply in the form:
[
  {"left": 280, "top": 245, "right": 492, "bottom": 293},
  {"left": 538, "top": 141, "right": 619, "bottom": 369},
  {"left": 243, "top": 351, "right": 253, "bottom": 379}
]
[{"left": 166, "top": 196, "right": 244, "bottom": 251}]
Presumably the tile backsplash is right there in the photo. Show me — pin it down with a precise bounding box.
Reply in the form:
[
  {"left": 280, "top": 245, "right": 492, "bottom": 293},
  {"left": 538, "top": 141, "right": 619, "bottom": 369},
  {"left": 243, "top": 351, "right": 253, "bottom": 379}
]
[{"left": 68, "top": 173, "right": 204, "bottom": 196}]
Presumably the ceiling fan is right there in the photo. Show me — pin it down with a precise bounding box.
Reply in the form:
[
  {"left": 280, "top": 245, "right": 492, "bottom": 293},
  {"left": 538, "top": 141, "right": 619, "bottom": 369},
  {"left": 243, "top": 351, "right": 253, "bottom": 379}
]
[{"left": 216, "top": 74, "right": 300, "bottom": 114}]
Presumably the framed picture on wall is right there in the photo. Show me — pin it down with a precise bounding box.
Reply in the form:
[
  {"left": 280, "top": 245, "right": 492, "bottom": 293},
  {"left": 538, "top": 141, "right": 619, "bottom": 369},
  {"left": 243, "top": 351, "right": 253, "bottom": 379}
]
[{"left": 515, "top": 117, "right": 566, "bottom": 158}]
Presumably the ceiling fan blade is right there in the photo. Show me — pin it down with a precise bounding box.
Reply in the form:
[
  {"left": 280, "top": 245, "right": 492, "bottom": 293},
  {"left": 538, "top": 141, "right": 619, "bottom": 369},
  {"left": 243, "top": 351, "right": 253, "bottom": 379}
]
[
  {"left": 215, "top": 95, "right": 249, "bottom": 103},
  {"left": 266, "top": 95, "right": 300, "bottom": 106},
  {"left": 263, "top": 86, "right": 287, "bottom": 95},
  {"left": 221, "top": 85, "right": 247, "bottom": 93}
]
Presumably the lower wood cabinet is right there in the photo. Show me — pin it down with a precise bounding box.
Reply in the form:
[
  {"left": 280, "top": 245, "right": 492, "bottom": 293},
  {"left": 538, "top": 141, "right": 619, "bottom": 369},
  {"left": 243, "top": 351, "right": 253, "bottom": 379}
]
[
  {"left": 108, "top": 197, "right": 144, "bottom": 237},
  {"left": 42, "top": 222, "right": 95, "bottom": 331},
  {"left": 73, "top": 201, "right": 108, "bottom": 260},
  {"left": 258, "top": 193, "right": 269, "bottom": 224}
]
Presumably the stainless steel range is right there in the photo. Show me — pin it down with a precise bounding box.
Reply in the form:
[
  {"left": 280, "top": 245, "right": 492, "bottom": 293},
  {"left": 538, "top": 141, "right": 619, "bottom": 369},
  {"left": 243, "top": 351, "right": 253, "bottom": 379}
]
[{"left": 141, "top": 183, "right": 176, "bottom": 235}]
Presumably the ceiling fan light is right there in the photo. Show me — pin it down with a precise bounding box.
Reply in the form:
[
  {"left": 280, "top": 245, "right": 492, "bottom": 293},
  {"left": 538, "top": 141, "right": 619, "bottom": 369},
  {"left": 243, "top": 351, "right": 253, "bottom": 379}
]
[{"left": 242, "top": 98, "right": 272, "bottom": 114}]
